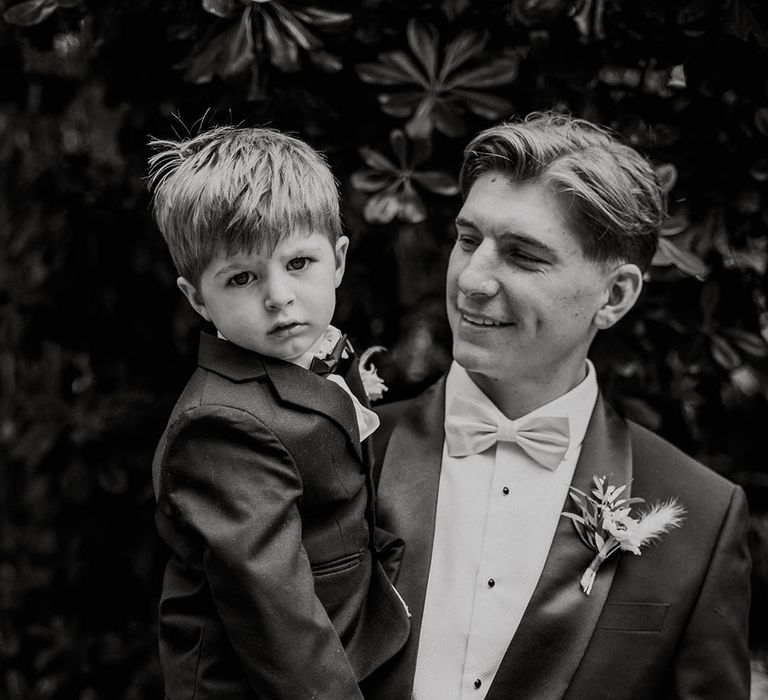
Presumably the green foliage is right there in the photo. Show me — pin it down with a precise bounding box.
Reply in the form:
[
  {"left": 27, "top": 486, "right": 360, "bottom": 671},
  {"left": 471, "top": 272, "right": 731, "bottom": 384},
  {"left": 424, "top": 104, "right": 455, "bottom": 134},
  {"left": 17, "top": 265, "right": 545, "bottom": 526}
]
[{"left": 1, "top": 0, "right": 767, "bottom": 694}]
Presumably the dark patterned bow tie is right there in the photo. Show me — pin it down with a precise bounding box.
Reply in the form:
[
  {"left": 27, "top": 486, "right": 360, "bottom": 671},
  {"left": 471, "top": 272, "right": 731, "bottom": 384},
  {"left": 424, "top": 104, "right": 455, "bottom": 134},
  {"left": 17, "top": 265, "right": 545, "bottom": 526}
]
[
  {"left": 309, "top": 334, "right": 352, "bottom": 377},
  {"left": 445, "top": 394, "right": 571, "bottom": 470}
]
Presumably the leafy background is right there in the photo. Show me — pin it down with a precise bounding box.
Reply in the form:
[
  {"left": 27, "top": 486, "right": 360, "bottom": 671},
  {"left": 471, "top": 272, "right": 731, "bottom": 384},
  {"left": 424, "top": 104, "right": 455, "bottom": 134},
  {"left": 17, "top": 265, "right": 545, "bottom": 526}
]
[{"left": 1, "top": 0, "right": 767, "bottom": 697}]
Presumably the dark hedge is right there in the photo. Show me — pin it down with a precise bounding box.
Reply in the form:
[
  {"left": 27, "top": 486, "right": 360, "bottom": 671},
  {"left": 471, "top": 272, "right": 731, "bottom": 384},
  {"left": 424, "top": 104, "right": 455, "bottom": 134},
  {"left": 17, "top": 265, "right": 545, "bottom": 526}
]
[{"left": 1, "top": 0, "right": 767, "bottom": 697}]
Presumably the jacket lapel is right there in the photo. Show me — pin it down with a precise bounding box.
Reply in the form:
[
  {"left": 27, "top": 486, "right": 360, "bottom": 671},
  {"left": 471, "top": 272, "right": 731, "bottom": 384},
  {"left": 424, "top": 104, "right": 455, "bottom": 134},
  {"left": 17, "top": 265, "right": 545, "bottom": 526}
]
[
  {"left": 486, "top": 393, "right": 632, "bottom": 700},
  {"left": 263, "top": 360, "right": 362, "bottom": 461},
  {"left": 197, "top": 331, "right": 362, "bottom": 460},
  {"left": 374, "top": 379, "right": 446, "bottom": 700}
]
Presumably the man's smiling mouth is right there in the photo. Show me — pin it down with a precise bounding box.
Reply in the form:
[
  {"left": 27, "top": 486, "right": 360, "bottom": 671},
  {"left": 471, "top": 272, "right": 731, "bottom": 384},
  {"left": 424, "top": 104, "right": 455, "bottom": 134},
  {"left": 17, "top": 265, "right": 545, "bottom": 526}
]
[{"left": 460, "top": 312, "right": 512, "bottom": 327}]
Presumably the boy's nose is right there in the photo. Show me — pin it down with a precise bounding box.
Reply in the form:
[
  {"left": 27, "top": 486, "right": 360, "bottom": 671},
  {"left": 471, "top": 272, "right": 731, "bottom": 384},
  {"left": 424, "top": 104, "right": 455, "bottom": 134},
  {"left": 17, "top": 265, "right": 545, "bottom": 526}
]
[{"left": 263, "top": 273, "right": 295, "bottom": 310}]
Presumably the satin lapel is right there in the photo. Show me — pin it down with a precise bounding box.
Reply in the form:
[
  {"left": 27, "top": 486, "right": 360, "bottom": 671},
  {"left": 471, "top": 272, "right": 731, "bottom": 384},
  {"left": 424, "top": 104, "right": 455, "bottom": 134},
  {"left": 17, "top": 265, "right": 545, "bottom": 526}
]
[
  {"left": 376, "top": 379, "right": 446, "bottom": 700},
  {"left": 262, "top": 359, "right": 362, "bottom": 461},
  {"left": 486, "top": 394, "right": 632, "bottom": 700}
]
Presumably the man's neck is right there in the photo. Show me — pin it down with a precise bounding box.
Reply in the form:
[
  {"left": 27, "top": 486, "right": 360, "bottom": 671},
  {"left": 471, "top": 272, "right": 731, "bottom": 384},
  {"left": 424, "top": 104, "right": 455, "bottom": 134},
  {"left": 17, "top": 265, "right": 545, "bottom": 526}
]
[{"left": 465, "top": 363, "right": 590, "bottom": 421}]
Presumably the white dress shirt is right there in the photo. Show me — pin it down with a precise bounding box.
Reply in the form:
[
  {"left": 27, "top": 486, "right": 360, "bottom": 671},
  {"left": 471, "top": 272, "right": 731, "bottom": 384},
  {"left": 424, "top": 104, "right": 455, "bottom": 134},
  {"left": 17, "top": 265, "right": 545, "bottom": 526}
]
[{"left": 412, "top": 360, "right": 598, "bottom": 700}]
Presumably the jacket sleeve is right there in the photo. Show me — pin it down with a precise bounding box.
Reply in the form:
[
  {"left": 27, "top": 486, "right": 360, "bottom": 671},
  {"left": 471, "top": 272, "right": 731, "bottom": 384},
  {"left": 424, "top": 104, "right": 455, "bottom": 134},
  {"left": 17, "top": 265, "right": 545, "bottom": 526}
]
[
  {"left": 671, "top": 485, "right": 751, "bottom": 699},
  {"left": 161, "top": 404, "right": 364, "bottom": 700}
]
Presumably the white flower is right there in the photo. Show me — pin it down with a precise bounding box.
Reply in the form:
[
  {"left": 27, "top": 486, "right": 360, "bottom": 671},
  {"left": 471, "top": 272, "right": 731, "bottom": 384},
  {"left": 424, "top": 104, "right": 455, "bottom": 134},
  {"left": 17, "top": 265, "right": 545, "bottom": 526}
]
[
  {"left": 602, "top": 508, "right": 642, "bottom": 555},
  {"left": 359, "top": 345, "right": 388, "bottom": 402}
]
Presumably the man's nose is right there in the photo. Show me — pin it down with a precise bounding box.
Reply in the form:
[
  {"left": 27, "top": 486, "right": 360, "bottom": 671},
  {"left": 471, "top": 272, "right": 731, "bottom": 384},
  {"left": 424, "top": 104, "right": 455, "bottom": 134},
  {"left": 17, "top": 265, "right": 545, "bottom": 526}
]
[
  {"left": 458, "top": 242, "right": 500, "bottom": 298},
  {"left": 263, "top": 271, "right": 295, "bottom": 310}
]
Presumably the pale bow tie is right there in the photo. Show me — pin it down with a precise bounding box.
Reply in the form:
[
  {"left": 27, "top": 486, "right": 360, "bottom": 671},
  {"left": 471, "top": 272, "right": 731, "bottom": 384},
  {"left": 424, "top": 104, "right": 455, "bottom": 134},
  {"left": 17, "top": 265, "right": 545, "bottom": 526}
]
[{"left": 445, "top": 394, "right": 571, "bottom": 470}]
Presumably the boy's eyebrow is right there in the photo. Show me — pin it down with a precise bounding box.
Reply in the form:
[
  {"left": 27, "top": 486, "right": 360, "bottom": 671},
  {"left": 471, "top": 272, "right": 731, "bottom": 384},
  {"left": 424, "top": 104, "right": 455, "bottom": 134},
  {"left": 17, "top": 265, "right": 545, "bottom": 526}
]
[{"left": 455, "top": 216, "right": 559, "bottom": 257}]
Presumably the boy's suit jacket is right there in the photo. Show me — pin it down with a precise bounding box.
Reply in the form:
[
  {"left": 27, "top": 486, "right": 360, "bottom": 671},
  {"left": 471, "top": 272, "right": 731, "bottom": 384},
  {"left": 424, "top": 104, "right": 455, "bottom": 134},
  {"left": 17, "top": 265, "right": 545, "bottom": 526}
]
[
  {"left": 362, "top": 377, "right": 750, "bottom": 700},
  {"left": 153, "top": 332, "right": 409, "bottom": 700}
]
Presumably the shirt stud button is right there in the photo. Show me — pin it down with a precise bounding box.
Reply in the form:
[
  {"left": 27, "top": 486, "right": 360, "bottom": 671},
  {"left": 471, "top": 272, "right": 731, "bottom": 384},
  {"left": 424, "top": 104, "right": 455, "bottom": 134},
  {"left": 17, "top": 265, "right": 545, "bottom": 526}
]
[
  {"left": 474, "top": 679, "right": 482, "bottom": 689},
  {"left": 502, "top": 486, "right": 509, "bottom": 495},
  {"left": 488, "top": 578, "right": 495, "bottom": 588}
]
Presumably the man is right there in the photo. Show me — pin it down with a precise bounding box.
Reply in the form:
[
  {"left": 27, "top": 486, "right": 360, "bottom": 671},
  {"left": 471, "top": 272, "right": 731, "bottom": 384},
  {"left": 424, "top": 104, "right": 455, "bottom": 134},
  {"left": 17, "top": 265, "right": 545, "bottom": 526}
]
[{"left": 363, "top": 113, "right": 750, "bottom": 700}]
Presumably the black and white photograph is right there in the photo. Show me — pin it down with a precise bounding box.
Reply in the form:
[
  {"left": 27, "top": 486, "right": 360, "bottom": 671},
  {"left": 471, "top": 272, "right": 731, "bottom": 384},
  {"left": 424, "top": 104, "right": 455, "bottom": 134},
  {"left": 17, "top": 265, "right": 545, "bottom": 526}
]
[{"left": 1, "top": 1, "right": 767, "bottom": 698}]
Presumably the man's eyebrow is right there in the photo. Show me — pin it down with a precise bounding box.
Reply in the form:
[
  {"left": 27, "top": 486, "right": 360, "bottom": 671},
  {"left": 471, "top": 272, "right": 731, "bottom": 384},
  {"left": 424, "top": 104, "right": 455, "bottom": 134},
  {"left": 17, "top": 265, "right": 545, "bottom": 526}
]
[{"left": 454, "top": 216, "right": 478, "bottom": 230}]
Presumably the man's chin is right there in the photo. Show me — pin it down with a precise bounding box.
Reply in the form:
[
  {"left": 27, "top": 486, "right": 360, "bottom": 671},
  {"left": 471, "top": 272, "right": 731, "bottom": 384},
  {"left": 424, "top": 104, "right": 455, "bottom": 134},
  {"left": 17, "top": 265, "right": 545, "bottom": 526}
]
[{"left": 452, "top": 342, "right": 501, "bottom": 378}]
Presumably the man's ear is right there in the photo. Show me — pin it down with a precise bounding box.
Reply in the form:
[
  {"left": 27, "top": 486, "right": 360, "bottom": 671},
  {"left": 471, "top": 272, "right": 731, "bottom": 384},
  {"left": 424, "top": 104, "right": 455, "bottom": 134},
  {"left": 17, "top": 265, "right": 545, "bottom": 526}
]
[
  {"left": 334, "top": 235, "right": 350, "bottom": 288},
  {"left": 177, "top": 276, "right": 212, "bottom": 322},
  {"left": 593, "top": 263, "right": 643, "bottom": 330}
]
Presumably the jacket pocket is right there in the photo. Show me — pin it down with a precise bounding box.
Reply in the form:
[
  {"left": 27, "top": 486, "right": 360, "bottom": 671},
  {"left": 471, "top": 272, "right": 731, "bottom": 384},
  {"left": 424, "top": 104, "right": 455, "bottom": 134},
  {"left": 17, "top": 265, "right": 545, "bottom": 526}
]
[
  {"left": 596, "top": 602, "right": 669, "bottom": 632},
  {"left": 311, "top": 550, "right": 365, "bottom": 578}
]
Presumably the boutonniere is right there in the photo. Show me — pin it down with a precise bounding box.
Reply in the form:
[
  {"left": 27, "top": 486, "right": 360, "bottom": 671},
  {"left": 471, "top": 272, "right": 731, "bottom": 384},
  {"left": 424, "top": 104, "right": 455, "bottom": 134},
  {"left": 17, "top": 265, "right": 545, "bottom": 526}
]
[
  {"left": 359, "top": 345, "right": 388, "bottom": 402},
  {"left": 562, "top": 475, "right": 685, "bottom": 595}
]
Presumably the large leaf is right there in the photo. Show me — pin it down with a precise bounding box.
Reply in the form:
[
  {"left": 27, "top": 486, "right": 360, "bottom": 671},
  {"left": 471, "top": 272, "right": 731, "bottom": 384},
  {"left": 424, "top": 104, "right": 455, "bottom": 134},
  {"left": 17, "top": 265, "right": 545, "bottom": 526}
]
[
  {"left": 378, "top": 92, "right": 422, "bottom": 119},
  {"left": 291, "top": 6, "right": 353, "bottom": 30},
  {"left": 272, "top": 3, "right": 321, "bottom": 51},
  {"left": 406, "top": 20, "right": 438, "bottom": 83},
  {"left": 358, "top": 147, "right": 398, "bottom": 174},
  {"left": 220, "top": 8, "right": 256, "bottom": 77},
  {"left": 263, "top": 9, "right": 300, "bottom": 71},
  {"left": 710, "top": 335, "right": 741, "bottom": 371},
  {"left": 356, "top": 62, "right": 415, "bottom": 86},
  {"left": 350, "top": 171, "right": 392, "bottom": 193},
  {"left": 405, "top": 97, "right": 438, "bottom": 139},
  {"left": 389, "top": 129, "right": 409, "bottom": 168},
  {"left": 3, "top": 0, "right": 57, "bottom": 26},
  {"left": 203, "top": 0, "right": 238, "bottom": 18},
  {"left": 720, "top": 328, "right": 768, "bottom": 358},
  {"left": 413, "top": 171, "right": 460, "bottom": 196},
  {"left": 653, "top": 237, "right": 709, "bottom": 279},
  {"left": 364, "top": 190, "right": 402, "bottom": 224},
  {"left": 445, "top": 57, "right": 521, "bottom": 90},
  {"left": 438, "top": 29, "right": 487, "bottom": 83},
  {"left": 453, "top": 88, "right": 513, "bottom": 119},
  {"left": 430, "top": 99, "right": 466, "bottom": 138},
  {"left": 380, "top": 51, "right": 429, "bottom": 88}
]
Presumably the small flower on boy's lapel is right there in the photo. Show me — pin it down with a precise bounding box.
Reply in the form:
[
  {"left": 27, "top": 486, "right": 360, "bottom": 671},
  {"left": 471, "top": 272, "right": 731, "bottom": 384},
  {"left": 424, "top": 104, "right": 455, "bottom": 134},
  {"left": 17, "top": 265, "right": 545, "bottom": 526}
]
[
  {"left": 562, "top": 475, "right": 686, "bottom": 595},
  {"left": 358, "top": 346, "right": 388, "bottom": 403}
]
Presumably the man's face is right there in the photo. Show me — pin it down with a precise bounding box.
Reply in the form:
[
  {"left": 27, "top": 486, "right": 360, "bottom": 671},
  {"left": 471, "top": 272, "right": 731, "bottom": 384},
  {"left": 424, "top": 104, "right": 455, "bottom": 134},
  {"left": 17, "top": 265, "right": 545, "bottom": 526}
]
[
  {"left": 446, "top": 172, "right": 614, "bottom": 396},
  {"left": 181, "top": 230, "right": 348, "bottom": 367}
]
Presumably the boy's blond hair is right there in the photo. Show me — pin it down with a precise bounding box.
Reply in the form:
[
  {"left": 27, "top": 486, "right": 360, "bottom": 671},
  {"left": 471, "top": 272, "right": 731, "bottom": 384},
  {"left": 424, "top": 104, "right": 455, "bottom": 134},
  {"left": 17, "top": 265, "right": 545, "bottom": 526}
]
[{"left": 148, "top": 126, "right": 342, "bottom": 285}]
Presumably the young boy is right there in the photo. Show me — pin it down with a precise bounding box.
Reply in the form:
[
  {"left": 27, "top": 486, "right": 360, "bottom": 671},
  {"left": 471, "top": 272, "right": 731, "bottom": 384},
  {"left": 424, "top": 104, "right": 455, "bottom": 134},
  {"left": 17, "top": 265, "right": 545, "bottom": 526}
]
[{"left": 148, "top": 126, "right": 410, "bottom": 699}]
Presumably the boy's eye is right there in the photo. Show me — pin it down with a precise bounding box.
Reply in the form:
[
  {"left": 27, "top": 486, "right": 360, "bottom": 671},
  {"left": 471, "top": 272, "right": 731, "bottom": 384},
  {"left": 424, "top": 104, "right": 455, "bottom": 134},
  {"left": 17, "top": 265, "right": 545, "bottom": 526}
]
[
  {"left": 287, "top": 257, "right": 311, "bottom": 271},
  {"left": 229, "top": 271, "right": 254, "bottom": 286}
]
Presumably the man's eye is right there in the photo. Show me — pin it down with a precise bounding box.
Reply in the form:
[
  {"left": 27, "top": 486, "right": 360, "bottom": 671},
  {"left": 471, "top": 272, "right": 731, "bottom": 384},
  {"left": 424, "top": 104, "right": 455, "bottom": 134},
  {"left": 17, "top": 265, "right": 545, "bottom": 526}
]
[
  {"left": 456, "top": 235, "right": 479, "bottom": 250},
  {"left": 287, "top": 257, "right": 311, "bottom": 271},
  {"left": 229, "top": 271, "right": 254, "bottom": 286},
  {"left": 510, "top": 250, "right": 545, "bottom": 266}
]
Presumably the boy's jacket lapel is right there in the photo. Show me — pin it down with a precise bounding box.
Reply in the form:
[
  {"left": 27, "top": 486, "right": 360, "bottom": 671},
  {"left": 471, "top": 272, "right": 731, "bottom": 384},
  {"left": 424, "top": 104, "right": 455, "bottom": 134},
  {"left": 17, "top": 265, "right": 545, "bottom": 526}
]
[
  {"left": 377, "top": 379, "right": 631, "bottom": 700},
  {"left": 197, "top": 332, "right": 362, "bottom": 460}
]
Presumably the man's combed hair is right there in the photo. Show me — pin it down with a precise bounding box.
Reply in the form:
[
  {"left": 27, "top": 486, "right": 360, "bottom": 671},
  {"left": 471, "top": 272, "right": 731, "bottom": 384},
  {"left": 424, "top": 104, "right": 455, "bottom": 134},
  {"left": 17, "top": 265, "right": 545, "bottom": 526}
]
[
  {"left": 460, "top": 112, "right": 665, "bottom": 271},
  {"left": 147, "top": 125, "right": 342, "bottom": 285}
]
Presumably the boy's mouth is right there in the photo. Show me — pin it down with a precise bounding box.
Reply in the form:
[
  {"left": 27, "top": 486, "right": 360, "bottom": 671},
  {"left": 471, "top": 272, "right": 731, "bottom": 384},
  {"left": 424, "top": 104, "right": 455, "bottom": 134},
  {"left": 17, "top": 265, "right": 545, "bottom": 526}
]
[{"left": 269, "top": 321, "right": 306, "bottom": 337}]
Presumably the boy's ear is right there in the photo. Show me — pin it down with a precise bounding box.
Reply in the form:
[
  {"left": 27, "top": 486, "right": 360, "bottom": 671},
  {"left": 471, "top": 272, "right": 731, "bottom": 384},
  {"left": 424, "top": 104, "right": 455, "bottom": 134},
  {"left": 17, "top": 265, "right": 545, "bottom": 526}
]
[
  {"left": 177, "top": 277, "right": 212, "bottom": 322},
  {"left": 333, "top": 235, "right": 350, "bottom": 288},
  {"left": 593, "top": 263, "right": 643, "bottom": 330}
]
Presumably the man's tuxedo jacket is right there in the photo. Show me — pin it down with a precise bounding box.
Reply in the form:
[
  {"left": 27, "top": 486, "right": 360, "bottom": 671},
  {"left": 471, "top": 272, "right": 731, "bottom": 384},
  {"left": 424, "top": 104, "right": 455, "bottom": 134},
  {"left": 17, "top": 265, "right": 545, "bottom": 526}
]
[
  {"left": 363, "top": 377, "right": 750, "bottom": 700},
  {"left": 153, "top": 332, "right": 409, "bottom": 699}
]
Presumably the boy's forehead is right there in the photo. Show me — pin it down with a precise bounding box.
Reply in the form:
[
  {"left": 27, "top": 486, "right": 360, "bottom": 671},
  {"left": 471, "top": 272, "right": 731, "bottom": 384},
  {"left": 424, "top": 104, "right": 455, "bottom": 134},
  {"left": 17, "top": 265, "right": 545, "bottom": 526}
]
[{"left": 220, "top": 229, "right": 332, "bottom": 259}]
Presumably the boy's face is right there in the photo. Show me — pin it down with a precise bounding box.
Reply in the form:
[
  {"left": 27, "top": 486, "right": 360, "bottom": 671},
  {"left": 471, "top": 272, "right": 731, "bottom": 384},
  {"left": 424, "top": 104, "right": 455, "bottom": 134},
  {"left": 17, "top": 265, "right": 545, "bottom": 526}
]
[{"left": 178, "top": 230, "right": 348, "bottom": 367}]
